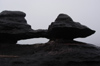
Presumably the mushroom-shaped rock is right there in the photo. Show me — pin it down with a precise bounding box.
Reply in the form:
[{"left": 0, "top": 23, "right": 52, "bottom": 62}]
[
  {"left": 0, "top": 10, "right": 47, "bottom": 44},
  {"left": 48, "top": 14, "right": 95, "bottom": 40}
]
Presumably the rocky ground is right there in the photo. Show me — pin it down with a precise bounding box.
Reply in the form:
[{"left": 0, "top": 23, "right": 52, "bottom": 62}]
[{"left": 0, "top": 41, "right": 100, "bottom": 66}]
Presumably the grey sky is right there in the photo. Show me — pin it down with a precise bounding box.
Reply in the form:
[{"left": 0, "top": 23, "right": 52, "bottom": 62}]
[{"left": 0, "top": 0, "right": 100, "bottom": 46}]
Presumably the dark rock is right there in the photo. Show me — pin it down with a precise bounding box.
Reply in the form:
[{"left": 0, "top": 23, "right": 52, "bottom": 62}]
[
  {"left": 0, "top": 41, "right": 100, "bottom": 66},
  {"left": 0, "top": 10, "right": 47, "bottom": 44},
  {"left": 0, "top": 11, "right": 96, "bottom": 44},
  {"left": 37, "top": 41, "right": 100, "bottom": 66},
  {"left": 48, "top": 14, "right": 95, "bottom": 40},
  {"left": 0, "top": 10, "right": 26, "bottom": 17},
  {"left": 0, "top": 11, "right": 99, "bottom": 66}
]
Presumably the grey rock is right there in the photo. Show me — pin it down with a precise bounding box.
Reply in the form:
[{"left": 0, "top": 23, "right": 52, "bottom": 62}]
[
  {"left": 0, "top": 10, "right": 47, "bottom": 44},
  {"left": 0, "top": 10, "right": 34, "bottom": 44},
  {"left": 0, "top": 10, "right": 26, "bottom": 17},
  {"left": 0, "top": 11, "right": 96, "bottom": 44},
  {"left": 48, "top": 14, "right": 95, "bottom": 40},
  {"left": 0, "top": 41, "right": 100, "bottom": 66},
  {"left": 36, "top": 41, "right": 100, "bottom": 66}
]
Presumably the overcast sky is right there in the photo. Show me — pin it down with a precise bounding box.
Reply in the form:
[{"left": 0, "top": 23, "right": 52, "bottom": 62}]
[{"left": 0, "top": 0, "right": 100, "bottom": 46}]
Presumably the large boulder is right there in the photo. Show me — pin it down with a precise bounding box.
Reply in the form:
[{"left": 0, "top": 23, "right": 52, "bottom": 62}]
[
  {"left": 48, "top": 14, "right": 95, "bottom": 40},
  {"left": 0, "top": 10, "right": 47, "bottom": 44}
]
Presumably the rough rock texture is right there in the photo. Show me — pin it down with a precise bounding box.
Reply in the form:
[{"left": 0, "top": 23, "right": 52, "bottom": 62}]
[
  {"left": 48, "top": 14, "right": 95, "bottom": 40},
  {"left": 0, "top": 11, "right": 96, "bottom": 43},
  {"left": 0, "top": 11, "right": 98, "bottom": 66},
  {"left": 0, "top": 11, "right": 47, "bottom": 44},
  {"left": 0, "top": 41, "right": 100, "bottom": 66}
]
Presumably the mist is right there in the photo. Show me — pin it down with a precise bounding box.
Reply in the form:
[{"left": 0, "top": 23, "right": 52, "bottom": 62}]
[{"left": 0, "top": 0, "right": 100, "bottom": 46}]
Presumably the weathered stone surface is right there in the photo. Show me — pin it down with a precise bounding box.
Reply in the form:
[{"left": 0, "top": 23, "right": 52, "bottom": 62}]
[
  {"left": 0, "top": 41, "right": 100, "bottom": 66},
  {"left": 0, "top": 11, "right": 96, "bottom": 44},
  {"left": 37, "top": 41, "right": 100, "bottom": 66},
  {"left": 0, "top": 10, "right": 47, "bottom": 44},
  {"left": 48, "top": 14, "right": 95, "bottom": 40},
  {"left": 0, "top": 11, "right": 99, "bottom": 66}
]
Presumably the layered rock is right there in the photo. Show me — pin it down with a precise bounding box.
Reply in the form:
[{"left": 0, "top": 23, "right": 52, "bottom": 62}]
[
  {"left": 0, "top": 11, "right": 99, "bottom": 66},
  {"left": 0, "top": 41, "right": 100, "bottom": 66},
  {"left": 48, "top": 14, "right": 95, "bottom": 40},
  {"left": 0, "top": 11, "right": 47, "bottom": 44},
  {"left": 0, "top": 11, "right": 96, "bottom": 44}
]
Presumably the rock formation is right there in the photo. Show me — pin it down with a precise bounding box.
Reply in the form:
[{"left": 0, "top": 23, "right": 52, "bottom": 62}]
[
  {"left": 0, "top": 10, "right": 47, "bottom": 44},
  {"left": 0, "top": 10, "right": 95, "bottom": 44},
  {"left": 48, "top": 14, "right": 95, "bottom": 40},
  {"left": 0, "top": 10, "right": 99, "bottom": 66},
  {"left": 0, "top": 41, "right": 100, "bottom": 66}
]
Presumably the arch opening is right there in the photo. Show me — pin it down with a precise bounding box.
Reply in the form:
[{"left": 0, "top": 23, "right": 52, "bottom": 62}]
[{"left": 17, "top": 38, "right": 49, "bottom": 45}]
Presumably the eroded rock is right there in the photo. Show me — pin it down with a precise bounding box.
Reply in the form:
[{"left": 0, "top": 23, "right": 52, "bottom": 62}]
[
  {"left": 48, "top": 14, "right": 95, "bottom": 40},
  {"left": 0, "top": 11, "right": 96, "bottom": 44},
  {"left": 0, "top": 10, "right": 47, "bottom": 44}
]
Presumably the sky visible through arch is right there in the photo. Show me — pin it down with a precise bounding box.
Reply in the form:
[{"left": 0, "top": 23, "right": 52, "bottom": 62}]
[{"left": 0, "top": 0, "right": 100, "bottom": 46}]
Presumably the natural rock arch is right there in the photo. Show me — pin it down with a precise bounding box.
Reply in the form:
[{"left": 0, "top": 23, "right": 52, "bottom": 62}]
[{"left": 0, "top": 10, "right": 95, "bottom": 44}]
